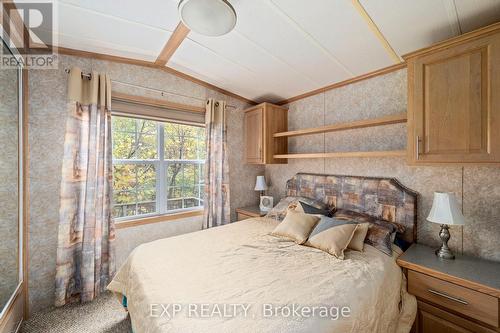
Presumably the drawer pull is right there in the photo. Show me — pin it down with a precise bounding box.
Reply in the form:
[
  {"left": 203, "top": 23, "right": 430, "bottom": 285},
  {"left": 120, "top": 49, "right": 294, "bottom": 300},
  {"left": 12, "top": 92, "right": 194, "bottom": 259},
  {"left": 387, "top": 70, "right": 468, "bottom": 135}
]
[{"left": 428, "top": 289, "right": 468, "bottom": 305}]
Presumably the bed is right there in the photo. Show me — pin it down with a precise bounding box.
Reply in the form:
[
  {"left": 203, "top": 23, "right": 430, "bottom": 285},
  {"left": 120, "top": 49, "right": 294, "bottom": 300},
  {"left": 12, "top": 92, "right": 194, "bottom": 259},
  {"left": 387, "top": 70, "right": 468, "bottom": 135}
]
[{"left": 108, "top": 173, "right": 418, "bottom": 333}]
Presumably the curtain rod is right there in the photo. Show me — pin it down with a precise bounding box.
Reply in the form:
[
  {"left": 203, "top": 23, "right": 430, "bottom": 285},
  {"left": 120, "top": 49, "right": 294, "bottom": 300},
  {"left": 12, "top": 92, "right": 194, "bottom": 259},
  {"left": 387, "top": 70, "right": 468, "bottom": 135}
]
[{"left": 64, "top": 68, "right": 237, "bottom": 108}]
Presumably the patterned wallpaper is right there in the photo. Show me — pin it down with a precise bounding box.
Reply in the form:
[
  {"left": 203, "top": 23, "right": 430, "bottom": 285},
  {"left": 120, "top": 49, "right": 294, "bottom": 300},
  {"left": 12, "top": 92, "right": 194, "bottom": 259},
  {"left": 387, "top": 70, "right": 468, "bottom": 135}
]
[
  {"left": 266, "top": 69, "right": 500, "bottom": 263},
  {"left": 27, "top": 54, "right": 262, "bottom": 312},
  {"left": 0, "top": 66, "right": 20, "bottom": 309}
]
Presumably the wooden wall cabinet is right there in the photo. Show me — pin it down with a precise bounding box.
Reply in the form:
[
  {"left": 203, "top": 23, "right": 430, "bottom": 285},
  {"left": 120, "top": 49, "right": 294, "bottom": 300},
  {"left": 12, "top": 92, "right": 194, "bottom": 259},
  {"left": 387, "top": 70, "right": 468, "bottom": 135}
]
[
  {"left": 244, "top": 102, "right": 287, "bottom": 164},
  {"left": 405, "top": 23, "right": 500, "bottom": 165}
]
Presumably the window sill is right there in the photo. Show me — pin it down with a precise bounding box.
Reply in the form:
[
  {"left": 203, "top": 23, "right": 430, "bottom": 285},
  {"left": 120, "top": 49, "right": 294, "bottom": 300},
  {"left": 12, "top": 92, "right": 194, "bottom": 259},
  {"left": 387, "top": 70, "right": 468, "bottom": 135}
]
[{"left": 115, "top": 209, "right": 203, "bottom": 229}]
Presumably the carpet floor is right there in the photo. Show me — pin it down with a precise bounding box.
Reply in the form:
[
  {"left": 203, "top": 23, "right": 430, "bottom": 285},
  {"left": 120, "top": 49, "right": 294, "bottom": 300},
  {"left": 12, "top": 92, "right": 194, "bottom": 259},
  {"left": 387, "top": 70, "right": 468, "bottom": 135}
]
[{"left": 21, "top": 292, "right": 132, "bottom": 333}]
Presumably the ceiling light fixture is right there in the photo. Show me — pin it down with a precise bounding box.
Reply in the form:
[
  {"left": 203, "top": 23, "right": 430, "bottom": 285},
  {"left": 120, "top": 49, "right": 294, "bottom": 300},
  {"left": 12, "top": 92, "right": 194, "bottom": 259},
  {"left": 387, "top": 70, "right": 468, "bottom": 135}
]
[{"left": 178, "top": 0, "right": 237, "bottom": 37}]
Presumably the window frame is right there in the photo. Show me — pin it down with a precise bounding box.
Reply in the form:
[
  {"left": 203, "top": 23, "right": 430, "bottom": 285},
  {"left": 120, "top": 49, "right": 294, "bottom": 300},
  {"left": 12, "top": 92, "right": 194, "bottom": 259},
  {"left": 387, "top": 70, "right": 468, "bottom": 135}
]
[{"left": 112, "top": 117, "right": 206, "bottom": 223}]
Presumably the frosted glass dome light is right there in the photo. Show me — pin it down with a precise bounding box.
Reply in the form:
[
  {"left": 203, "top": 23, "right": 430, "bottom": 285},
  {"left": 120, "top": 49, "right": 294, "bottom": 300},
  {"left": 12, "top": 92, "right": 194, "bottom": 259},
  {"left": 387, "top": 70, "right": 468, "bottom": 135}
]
[{"left": 178, "top": 0, "right": 237, "bottom": 37}]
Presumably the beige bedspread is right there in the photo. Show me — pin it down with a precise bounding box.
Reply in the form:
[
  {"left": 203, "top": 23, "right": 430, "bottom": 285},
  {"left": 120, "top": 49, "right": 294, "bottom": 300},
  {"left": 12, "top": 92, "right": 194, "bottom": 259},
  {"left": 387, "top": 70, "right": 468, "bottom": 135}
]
[{"left": 108, "top": 217, "right": 416, "bottom": 333}]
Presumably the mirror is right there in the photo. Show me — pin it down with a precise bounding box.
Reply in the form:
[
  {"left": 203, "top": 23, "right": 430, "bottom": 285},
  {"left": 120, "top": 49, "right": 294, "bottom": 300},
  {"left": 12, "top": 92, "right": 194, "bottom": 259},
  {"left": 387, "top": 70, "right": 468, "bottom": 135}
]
[{"left": 0, "top": 39, "right": 22, "bottom": 315}]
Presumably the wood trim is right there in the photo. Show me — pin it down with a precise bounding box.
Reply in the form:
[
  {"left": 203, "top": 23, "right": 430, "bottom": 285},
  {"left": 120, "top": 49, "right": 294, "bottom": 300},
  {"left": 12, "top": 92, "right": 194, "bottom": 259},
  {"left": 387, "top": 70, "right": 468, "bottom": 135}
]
[
  {"left": 244, "top": 102, "right": 288, "bottom": 113},
  {"left": 351, "top": 0, "right": 401, "bottom": 63},
  {"left": 274, "top": 112, "right": 407, "bottom": 138},
  {"left": 277, "top": 62, "right": 406, "bottom": 105},
  {"left": 403, "top": 21, "right": 500, "bottom": 60},
  {"left": 21, "top": 68, "right": 29, "bottom": 319},
  {"left": 0, "top": 284, "right": 23, "bottom": 332},
  {"left": 54, "top": 46, "right": 257, "bottom": 105},
  {"left": 111, "top": 92, "right": 205, "bottom": 113},
  {"left": 397, "top": 259, "right": 500, "bottom": 298},
  {"left": 115, "top": 210, "right": 203, "bottom": 229},
  {"left": 155, "top": 22, "right": 190, "bottom": 66},
  {"left": 274, "top": 150, "right": 406, "bottom": 159}
]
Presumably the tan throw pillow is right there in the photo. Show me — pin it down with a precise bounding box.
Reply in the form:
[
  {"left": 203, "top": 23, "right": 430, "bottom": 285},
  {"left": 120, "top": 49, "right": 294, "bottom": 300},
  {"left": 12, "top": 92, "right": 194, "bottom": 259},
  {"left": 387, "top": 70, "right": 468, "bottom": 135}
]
[
  {"left": 306, "top": 224, "right": 358, "bottom": 259},
  {"left": 348, "top": 223, "right": 369, "bottom": 251},
  {"left": 271, "top": 209, "right": 320, "bottom": 244}
]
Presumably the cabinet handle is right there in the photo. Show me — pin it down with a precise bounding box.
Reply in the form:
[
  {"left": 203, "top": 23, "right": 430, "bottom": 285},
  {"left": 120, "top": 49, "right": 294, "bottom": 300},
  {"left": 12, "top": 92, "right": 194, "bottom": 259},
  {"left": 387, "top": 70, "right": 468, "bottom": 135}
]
[
  {"left": 428, "top": 289, "right": 468, "bottom": 305},
  {"left": 416, "top": 136, "right": 421, "bottom": 160}
]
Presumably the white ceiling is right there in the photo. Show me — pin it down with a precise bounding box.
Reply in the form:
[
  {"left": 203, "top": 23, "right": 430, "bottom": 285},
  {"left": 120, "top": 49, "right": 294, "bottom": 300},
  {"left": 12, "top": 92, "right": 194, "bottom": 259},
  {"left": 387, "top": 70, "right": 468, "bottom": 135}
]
[{"left": 30, "top": 0, "right": 500, "bottom": 102}]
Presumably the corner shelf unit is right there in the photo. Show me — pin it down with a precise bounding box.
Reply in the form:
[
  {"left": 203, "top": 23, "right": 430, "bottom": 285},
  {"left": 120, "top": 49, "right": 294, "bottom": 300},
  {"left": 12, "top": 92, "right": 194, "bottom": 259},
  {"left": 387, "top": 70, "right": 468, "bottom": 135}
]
[{"left": 273, "top": 113, "right": 407, "bottom": 159}]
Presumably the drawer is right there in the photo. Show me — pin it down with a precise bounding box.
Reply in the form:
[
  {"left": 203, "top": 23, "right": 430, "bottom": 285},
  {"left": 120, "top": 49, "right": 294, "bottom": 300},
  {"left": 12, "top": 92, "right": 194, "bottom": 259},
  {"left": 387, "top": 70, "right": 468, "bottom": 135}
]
[
  {"left": 408, "top": 270, "right": 499, "bottom": 327},
  {"left": 416, "top": 300, "right": 496, "bottom": 333}
]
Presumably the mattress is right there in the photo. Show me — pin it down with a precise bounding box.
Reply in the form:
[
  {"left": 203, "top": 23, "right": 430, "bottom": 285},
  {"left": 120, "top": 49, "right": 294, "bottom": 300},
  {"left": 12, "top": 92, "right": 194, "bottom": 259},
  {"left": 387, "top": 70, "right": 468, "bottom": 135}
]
[{"left": 108, "top": 217, "right": 416, "bottom": 333}]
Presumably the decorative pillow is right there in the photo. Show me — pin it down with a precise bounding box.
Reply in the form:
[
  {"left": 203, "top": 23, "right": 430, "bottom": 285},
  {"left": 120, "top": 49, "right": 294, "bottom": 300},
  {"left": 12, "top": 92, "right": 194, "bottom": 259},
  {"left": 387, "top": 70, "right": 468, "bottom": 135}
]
[
  {"left": 365, "top": 223, "right": 394, "bottom": 256},
  {"left": 295, "top": 201, "right": 334, "bottom": 217},
  {"left": 334, "top": 209, "right": 406, "bottom": 234},
  {"left": 270, "top": 209, "right": 320, "bottom": 244},
  {"left": 308, "top": 216, "right": 368, "bottom": 252},
  {"left": 348, "top": 223, "right": 369, "bottom": 251},
  {"left": 305, "top": 223, "right": 358, "bottom": 259},
  {"left": 265, "top": 196, "right": 330, "bottom": 221}
]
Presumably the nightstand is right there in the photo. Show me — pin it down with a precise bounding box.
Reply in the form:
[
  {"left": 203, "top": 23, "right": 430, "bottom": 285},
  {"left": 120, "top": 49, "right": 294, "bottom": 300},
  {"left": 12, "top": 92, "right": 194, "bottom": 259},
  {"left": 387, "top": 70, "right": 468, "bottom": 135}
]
[
  {"left": 236, "top": 205, "right": 267, "bottom": 221},
  {"left": 397, "top": 244, "right": 500, "bottom": 333}
]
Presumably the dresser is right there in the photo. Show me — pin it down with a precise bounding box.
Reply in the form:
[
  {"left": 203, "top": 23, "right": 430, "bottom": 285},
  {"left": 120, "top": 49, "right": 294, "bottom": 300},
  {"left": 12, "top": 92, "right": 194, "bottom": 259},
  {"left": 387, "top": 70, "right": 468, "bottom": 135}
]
[{"left": 397, "top": 244, "right": 500, "bottom": 333}]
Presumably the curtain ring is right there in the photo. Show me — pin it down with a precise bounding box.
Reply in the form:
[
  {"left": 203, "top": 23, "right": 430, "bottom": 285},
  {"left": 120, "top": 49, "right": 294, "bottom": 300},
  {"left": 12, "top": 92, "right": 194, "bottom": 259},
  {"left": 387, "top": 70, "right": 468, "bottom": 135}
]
[{"left": 215, "top": 102, "right": 219, "bottom": 107}]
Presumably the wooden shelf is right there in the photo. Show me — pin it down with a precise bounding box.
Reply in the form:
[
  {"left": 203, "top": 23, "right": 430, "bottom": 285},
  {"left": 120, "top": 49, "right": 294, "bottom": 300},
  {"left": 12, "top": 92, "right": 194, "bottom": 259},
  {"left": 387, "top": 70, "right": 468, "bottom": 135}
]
[
  {"left": 273, "top": 113, "right": 407, "bottom": 138},
  {"left": 274, "top": 150, "right": 406, "bottom": 159}
]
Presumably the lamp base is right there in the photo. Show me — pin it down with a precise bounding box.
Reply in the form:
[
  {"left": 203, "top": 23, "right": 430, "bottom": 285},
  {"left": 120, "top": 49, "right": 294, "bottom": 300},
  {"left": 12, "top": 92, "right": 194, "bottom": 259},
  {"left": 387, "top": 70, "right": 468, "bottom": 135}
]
[{"left": 435, "top": 224, "right": 455, "bottom": 260}]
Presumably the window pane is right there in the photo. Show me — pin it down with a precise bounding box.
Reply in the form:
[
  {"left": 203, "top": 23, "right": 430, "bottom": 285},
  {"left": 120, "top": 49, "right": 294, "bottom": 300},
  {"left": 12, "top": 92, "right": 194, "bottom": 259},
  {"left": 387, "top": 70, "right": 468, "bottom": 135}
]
[
  {"left": 198, "top": 136, "right": 206, "bottom": 160},
  {"left": 182, "top": 163, "right": 198, "bottom": 186},
  {"left": 164, "top": 123, "right": 202, "bottom": 160},
  {"left": 138, "top": 202, "right": 155, "bottom": 215},
  {"left": 137, "top": 119, "right": 156, "bottom": 134},
  {"left": 112, "top": 131, "right": 136, "bottom": 159},
  {"left": 136, "top": 164, "right": 156, "bottom": 188},
  {"left": 167, "top": 199, "right": 183, "bottom": 210},
  {"left": 137, "top": 134, "right": 157, "bottom": 159},
  {"left": 166, "top": 163, "right": 182, "bottom": 187},
  {"left": 112, "top": 163, "right": 157, "bottom": 218},
  {"left": 113, "top": 165, "right": 138, "bottom": 191},
  {"left": 112, "top": 116, "right": 157, "bottom": 159},
  {"left": 167, "top": 186, "right": 182, "bottom": 199}
]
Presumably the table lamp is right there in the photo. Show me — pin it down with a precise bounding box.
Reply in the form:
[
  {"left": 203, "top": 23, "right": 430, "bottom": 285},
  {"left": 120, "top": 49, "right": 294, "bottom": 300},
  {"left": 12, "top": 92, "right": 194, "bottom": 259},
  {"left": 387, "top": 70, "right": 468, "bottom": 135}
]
[
  {"left": 254, "top": 175, "right": 268, "bottom": 196},
  {"left": 427, "top": 192, "right": 465, "bottom": 259}
]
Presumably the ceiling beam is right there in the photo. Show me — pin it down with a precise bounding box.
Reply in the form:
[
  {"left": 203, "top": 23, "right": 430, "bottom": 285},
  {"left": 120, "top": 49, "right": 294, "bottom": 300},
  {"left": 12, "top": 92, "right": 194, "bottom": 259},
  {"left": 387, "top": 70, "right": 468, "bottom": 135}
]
[
  {"left": 155, "top": 22, "right": 190, "bottom": 66},
  {"left": 351, "top": 0, "right": 401, "bottom": 64}
]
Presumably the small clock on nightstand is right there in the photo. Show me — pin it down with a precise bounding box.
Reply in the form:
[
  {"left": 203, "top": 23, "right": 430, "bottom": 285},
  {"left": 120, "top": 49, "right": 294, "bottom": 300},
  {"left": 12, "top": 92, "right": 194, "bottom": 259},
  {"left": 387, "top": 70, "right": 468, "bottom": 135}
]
[{"left": 236, "top": 205, "right": 267, "bottom": 221}]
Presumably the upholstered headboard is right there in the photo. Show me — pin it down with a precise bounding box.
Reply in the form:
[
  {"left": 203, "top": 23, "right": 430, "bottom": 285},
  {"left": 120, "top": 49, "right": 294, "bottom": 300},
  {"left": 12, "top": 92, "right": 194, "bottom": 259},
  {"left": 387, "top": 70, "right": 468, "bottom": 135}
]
[{"left": 286, "top": 173, "right": 418, "bottom": 244}]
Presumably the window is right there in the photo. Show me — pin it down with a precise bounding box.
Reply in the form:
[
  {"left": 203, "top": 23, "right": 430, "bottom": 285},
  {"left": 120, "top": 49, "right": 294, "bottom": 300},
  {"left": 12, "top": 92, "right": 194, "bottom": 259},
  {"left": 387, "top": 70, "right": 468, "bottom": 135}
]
[{"left": 112, "top": 116, "right": 205, "bottom": 220}]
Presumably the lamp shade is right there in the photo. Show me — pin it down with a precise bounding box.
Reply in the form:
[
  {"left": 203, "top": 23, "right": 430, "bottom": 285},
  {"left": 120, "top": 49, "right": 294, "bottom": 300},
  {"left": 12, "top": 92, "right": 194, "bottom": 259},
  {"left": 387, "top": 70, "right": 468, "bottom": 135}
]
[
  {"left": 254, "top": 176, "right": 268, "bottom": 191},
  {"left": 178, "top": 0, "right": 237, "bottom": 37},
  {"left": 427, "top": 192, "right": 465, "bottom": 225}
]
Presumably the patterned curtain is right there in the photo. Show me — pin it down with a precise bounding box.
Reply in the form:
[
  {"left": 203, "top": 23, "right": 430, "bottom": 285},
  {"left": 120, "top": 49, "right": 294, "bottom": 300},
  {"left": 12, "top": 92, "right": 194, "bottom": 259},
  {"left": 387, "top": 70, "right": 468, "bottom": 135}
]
[
  {"left": 203, "top": 99, "right": 231, "bottom": 229},
  {"left": 55, "top": 68, "right": 115, "bottom": 306}
]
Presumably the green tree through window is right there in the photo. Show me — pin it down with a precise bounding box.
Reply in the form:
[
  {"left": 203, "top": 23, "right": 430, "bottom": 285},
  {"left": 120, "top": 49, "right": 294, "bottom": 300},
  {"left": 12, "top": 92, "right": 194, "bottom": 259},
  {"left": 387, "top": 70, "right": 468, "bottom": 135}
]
[{"left": 112, "top": 116, "right": 205, "bottom": 219}]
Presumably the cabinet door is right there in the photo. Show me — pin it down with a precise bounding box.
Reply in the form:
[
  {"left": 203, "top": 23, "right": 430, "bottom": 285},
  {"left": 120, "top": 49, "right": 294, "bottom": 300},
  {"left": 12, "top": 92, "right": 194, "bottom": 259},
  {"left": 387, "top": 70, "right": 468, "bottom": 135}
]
[
  {"left": 244, "top": 107, "right": 263, "bottom": 164},
  {"left": 408, "top": 32, "right": 500, "bottom": 163}
]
